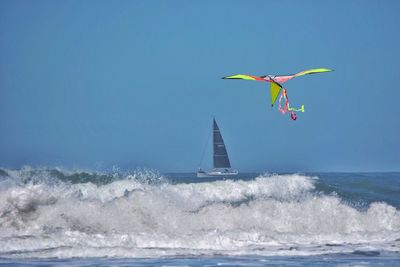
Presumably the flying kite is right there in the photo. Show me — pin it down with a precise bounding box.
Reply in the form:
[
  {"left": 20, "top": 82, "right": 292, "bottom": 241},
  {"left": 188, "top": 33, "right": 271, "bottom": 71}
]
[{"left": 222, "top": 68, "right": 333, "bottom": 120}]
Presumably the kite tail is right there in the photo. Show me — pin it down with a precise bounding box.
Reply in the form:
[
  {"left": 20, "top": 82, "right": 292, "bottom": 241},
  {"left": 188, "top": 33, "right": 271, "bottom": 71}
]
[
  {"left": 278, "top": 89, "right": 289, "bottom": 114},
  {"left": 290, "top": 111, "right": 297, "bottom": 120},
  {"left": 278, "top": 89, "right": 304, "bottom": 120},
  {"left": 288, "top": 104, "right": 305, "bottom": 113}
]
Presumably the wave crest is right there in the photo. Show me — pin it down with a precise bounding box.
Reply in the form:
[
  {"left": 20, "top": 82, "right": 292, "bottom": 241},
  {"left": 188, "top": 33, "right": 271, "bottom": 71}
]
[{"left": 0, "top": 170, "right": 399, "bottom": 258}]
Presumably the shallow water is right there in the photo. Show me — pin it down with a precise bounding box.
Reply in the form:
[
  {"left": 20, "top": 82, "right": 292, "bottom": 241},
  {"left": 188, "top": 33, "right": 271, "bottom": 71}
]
[{"left": 1, "top": 255, "right": 400, "bottom": 267}]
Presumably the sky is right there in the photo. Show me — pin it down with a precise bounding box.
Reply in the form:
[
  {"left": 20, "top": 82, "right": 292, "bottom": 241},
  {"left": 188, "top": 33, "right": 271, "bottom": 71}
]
[{"left": 1, "top": 0, "right": 399, "bottom": 172}]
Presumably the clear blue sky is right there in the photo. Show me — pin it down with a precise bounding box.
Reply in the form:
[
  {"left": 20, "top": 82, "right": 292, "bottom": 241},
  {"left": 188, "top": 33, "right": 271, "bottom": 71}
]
[{"left": 1, "top": 0, "right": 399, "bottom": 172}]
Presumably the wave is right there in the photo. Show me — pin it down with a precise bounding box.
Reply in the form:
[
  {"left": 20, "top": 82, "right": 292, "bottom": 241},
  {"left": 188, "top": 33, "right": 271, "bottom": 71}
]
[
  {"left": 0, "top": 168, "right": 399, "bottom": 258},
  {"left": 0, "top": 166, "right": 165, "bottom": 186}
]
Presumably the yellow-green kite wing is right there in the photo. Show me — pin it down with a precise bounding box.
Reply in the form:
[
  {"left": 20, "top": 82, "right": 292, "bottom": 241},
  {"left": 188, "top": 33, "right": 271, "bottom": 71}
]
[
  {"left": 294, "top": 68, "right": 333, "bottom": 77},
  {"left": 222, "top": 74, "right": 266, "bottom": 81},
  {"left": 270, "top": 80, "right": 282, "bottom": 107}
]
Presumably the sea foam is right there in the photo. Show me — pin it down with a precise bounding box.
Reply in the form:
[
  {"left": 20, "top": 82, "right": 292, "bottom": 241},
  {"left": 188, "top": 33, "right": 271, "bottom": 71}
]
[{"left": 0, "top": 169, "right": 399, "bottom": 258}]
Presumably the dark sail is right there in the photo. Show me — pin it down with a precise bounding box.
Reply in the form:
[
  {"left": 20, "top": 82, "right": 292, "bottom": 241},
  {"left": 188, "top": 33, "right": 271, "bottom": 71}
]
[{"left": 213, "top": 118, "right": 231, "bottom": 169}]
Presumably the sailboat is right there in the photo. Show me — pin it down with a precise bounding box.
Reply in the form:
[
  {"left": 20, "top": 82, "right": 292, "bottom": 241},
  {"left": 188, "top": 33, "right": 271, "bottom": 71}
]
[{"left": 197, "top": 118, "right": 239, "bottom": 178}]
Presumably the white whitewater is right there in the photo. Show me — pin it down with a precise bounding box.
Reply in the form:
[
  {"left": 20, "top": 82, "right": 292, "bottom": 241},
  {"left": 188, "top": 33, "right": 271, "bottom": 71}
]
[{"left": 0, "top": 171, "right": 399, "bottom": 258}]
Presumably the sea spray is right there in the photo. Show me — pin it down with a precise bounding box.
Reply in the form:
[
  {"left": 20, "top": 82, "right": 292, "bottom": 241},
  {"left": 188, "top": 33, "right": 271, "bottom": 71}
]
[{"left": 0, "top": 168, "right": 399, "bottom": 258}]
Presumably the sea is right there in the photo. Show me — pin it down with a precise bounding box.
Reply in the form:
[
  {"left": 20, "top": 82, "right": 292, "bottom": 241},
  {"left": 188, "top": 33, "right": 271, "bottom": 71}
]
[{"left": 0, "top": 167, "right": 399, "bottom": 266}]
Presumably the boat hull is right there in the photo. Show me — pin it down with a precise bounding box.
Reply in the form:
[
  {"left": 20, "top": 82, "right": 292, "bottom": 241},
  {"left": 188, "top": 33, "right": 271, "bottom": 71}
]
[{"left": 196, "top": 170, "right": 239, "bottom": 178}]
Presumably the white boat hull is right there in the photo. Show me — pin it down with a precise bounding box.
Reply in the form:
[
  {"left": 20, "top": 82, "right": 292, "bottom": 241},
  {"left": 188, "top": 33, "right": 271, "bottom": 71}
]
[{"left": 197, "top": 169, "right": 239, "bottom": 178}]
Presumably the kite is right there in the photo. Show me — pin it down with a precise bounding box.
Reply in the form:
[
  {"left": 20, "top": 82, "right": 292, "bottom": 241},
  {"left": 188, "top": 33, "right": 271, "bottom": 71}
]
[{"left": 222, "top": 68, "right": 333, "bottom": 120}]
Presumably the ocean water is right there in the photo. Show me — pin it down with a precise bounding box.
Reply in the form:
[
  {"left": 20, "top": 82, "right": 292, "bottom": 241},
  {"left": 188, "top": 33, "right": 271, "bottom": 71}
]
[{"left": 0, "top": 168, "right": 399, "bottom": 266}]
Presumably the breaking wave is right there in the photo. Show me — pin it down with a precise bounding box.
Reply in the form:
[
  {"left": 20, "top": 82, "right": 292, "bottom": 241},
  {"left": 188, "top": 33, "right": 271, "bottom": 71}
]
[{"left": 0, "top": 168, "right": 399, "bottom": 258}]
